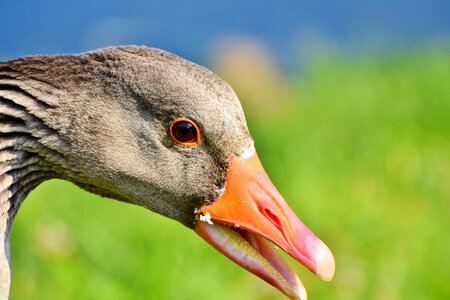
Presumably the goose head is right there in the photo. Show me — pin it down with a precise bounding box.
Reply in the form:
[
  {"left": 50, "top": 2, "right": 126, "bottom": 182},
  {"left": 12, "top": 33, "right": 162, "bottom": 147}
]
[{"left": 0, "top": 46, "right": 334, "bottom": 299}]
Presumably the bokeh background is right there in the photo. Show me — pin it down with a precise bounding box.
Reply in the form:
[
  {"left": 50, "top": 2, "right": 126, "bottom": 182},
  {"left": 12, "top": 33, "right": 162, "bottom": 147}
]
[{"left": 1, "top": 1, "right": 449, "bottom": 299}]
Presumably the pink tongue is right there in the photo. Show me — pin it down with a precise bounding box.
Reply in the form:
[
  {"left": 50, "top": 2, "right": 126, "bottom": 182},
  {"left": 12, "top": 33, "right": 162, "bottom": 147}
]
[
  {"left": 240, "top": 231, "right": 306, "bottom": 300},
  {"left": 196, "top": 221, "right": 306, "bottom": 300}
]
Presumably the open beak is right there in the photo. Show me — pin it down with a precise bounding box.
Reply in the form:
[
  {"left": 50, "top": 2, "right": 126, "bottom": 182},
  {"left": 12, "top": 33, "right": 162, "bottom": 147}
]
[{"left": 194, "top": 151, "right": 335, "bottom": 300}]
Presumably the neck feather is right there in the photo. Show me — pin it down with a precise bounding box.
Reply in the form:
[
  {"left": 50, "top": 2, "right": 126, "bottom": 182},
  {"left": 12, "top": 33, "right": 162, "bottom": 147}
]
[{"left": 0, "top": 69, "right": 61, "bottom": 299}]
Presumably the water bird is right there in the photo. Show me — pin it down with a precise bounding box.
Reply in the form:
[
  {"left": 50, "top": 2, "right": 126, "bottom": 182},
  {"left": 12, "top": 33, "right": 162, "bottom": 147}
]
[{"left": 0, "top": 46, "right": 334, "bottom": 299}]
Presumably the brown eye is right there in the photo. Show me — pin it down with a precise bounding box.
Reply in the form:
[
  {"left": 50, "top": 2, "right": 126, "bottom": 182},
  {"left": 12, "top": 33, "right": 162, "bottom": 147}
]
[{"left": 169, "top": 118, "right": 201, "bottom": 146}]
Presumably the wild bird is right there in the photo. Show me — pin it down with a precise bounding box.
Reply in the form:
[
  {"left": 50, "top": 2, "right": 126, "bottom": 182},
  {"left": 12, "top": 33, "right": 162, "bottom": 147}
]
[{"left": 0, "top": 46, "right": 334, "bottom": 299}]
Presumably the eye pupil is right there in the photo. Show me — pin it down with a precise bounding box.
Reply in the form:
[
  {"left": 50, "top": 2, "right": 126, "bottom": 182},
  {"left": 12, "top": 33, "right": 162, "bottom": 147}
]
[
  {"left": 174, "top": 122, "right": 195, "bottom": 141},
  {"left": 170, "top": 118, "right": 200, "bottom": 146}
]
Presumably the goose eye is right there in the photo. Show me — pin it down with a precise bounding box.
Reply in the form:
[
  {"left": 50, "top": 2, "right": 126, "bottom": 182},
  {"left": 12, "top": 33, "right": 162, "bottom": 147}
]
[{"left": 170, "top": 118, "right": 201, "bottom": 146}]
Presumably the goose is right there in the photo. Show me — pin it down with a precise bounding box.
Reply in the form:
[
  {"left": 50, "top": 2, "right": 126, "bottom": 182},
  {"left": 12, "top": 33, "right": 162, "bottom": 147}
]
[{"left": 0, "top": 46, "right": 334, "bottom": 300}]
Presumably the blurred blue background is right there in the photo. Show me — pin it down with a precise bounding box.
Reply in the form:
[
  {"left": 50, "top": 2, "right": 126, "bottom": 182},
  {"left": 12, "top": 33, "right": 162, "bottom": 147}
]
[
  {"left": 1, "top": 1, "right": 449, "bottom": 300},
  {"left": 1, "top": 1, "right": 449, "bottom": 68}
]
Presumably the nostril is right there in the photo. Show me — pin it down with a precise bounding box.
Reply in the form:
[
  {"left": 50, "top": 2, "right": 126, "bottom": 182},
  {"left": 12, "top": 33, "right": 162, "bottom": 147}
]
[{"left": 260, "top": 207, "right": 283, "bottom": 231}]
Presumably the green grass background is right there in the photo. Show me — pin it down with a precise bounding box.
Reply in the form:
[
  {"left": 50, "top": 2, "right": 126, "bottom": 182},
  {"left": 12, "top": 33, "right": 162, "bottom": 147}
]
[{"left": 9, "top": 47, "right": 450, "bottom": 300}]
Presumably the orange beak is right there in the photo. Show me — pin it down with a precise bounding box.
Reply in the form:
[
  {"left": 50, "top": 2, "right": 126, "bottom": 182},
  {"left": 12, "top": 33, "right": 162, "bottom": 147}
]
[{"left": 195, "top": 151, "right": 335, "bottom": 300}]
